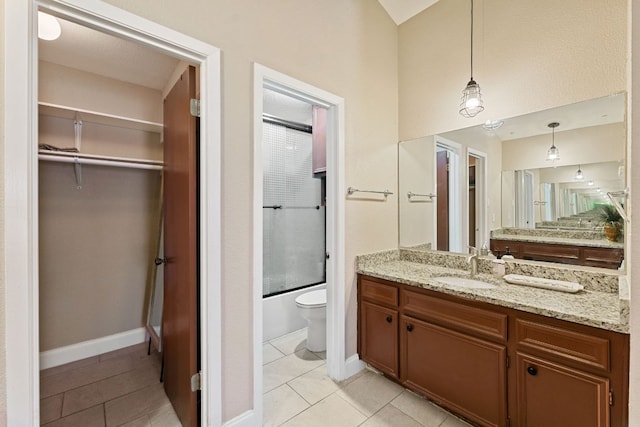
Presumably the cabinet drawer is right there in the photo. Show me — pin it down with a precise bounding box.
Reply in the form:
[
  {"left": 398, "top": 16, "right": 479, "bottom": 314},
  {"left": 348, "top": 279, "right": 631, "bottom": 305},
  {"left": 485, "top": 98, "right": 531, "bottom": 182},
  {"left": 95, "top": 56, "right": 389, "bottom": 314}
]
[
  {"left": 515, "top": 319, "right": 610, "bottom": 371},
  {"left": 521, "top": 243, "right": 580, "bottom": 263},
  {"left": 360, "top": 277, "right": 398, "bottom": 307},
  {"left": 401, "top": 289, "right": 507, "bottom": 342}
]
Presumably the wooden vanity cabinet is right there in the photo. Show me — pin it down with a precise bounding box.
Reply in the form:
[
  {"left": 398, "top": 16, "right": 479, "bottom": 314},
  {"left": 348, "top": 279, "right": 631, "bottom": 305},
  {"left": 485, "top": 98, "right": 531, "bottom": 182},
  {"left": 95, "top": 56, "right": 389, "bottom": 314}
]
[
  {"left": 511, "top": 314, "right": 629, "bottom": 427},
  {"left": 357, "top": 274, "right": 629, "bottom": 427},
  {"left": 358, "top": 277, "right": 399, "bottom": 378},
  {"left": 490, "top": 238, "right": 623, "bottom": 269},
  {"left": 401, "top": 289, "right": 508, "bottom": 427}
]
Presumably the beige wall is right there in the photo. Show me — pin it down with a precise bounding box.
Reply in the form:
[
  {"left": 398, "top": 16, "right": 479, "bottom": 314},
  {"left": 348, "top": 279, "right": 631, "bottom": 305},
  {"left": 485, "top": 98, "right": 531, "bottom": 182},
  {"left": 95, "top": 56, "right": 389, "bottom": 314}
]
[
  {"left": 98, "top": 0, "right": 399, "bottom": 421},
  {"left": 0, "top": 0, "right": 6, "bottom": 421},
  {"left": 39, "top": 162, "right": 162, "bottom": 350},
  {"left": 399, "top": 0, "right": 627, "bottom": 141},
  {"left": 39, "top": 61, "right": 163, "bottom": 124},
  {"left": 37, "top": 62, "right": 164, "bottom": 351}
]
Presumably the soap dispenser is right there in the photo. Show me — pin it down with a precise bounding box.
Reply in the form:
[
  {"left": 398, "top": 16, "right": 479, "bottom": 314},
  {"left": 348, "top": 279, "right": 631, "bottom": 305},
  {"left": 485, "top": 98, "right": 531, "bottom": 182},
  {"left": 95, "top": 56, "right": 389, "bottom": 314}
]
[{"left": 502, "top": 246, "right": 514, "bottom": 260}]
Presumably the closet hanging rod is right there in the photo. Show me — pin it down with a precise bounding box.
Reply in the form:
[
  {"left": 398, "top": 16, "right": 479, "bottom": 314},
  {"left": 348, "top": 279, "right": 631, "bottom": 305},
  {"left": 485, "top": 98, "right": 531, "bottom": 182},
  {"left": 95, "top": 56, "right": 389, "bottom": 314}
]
[
  {"left": 347, "top": 187, "right": 393, "bottom": 198},
  {"left": 39, "top": 152, "right": 163, "bottom": 171}
]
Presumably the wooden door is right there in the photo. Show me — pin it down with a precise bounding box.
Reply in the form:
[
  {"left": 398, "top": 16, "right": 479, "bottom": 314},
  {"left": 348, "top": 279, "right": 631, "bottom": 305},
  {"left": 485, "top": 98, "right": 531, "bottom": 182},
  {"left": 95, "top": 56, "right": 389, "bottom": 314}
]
[
  {"left": 360, "top": 301, "right": 399, "bottom": 378},
  {"left": 436, "top": 150, "right": 449, "bottom": 251},
  {"left": 516, "top": 353, "right": 610, "bottom": 427},
  {"left": 163, "top": 65, "right": 199, "bottom": 426},
  {"left": 401, "top": 315, "right": 508, "bottom": 427}
]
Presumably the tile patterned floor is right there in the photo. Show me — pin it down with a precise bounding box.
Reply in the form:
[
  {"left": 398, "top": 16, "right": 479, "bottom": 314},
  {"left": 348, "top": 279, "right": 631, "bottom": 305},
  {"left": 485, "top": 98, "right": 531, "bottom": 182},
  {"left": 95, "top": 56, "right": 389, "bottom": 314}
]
[
  {"left": 40, "top": 342, "right": 181, "bottom": 426},
  {"left": 41, "top": 329, "right": 473, "bottom": 426},
  {"left": 263, "top": 328, "right": 473, "bottom": 427}
]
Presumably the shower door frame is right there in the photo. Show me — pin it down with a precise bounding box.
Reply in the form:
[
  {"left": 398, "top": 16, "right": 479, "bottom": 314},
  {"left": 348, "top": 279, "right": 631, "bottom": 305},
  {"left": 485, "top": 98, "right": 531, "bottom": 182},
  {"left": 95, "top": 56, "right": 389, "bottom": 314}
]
[{"left": 253, "top": 63, "right": 349, "bottom": 424}]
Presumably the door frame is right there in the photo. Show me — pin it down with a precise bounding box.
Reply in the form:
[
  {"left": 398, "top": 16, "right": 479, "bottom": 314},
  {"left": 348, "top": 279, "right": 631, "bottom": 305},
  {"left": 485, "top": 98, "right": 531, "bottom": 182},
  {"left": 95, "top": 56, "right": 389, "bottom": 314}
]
[
  {"left": 434, "top": 136, "right": 463, "bottom": 252},
  {"left": 467, "top": 148, "right": 488, "bottom": 249},
  {"left": 252, "top": 63, "right": 346, "bottom": 423},
  {"left": 3, "top": 1, "right": 222, "bottom": 425}
]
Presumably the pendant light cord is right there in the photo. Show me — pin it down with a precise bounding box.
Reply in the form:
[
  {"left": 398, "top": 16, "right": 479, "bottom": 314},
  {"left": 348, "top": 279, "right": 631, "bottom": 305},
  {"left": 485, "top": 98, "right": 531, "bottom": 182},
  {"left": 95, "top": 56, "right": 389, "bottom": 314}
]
[{"left": 470, "top": 0, "right": 474, "bottom": 80}]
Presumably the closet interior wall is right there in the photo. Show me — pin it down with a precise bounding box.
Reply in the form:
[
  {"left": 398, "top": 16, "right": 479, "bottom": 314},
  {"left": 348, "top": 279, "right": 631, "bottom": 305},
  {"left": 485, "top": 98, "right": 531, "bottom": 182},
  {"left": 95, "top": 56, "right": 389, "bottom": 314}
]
[{"left": 38, "top": 60, "right": 164, "bottom": 352}]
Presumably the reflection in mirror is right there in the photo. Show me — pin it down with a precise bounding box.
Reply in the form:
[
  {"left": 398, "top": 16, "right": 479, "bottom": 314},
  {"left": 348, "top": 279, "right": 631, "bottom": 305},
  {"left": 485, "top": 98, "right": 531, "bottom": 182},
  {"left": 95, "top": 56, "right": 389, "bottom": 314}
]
[{"left": 399, "top": 93, "right": 626, "bottom": 268}]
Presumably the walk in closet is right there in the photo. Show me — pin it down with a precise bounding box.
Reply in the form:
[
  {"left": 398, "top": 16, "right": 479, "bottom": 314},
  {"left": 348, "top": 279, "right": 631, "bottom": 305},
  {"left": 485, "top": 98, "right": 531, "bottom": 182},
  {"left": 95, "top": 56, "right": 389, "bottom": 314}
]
[{"left": 37, "top": 14, "right": 196, "bottom": 419}]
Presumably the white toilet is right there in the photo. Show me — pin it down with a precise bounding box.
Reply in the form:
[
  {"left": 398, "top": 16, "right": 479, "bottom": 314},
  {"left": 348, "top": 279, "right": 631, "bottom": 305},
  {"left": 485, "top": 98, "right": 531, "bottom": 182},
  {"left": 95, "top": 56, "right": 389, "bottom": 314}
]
[{"left": 295, "top": 289, "right": 327, "bottom": 352}]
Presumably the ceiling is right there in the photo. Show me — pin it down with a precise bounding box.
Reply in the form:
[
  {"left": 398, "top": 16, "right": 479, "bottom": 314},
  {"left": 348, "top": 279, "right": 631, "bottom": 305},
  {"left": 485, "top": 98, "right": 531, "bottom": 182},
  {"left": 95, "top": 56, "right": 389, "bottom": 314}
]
[
  {"left": 443, "top": 93, "right": 625, "bottom": 144},
  {"left": 377, "top": 0, "right": 439, "bottom": 25},
  {"left": 39, "top": 16, "right": 181, "bottom": 91},
  {"left": 39, "top": 2, "right": 437, "bottom": 91}
]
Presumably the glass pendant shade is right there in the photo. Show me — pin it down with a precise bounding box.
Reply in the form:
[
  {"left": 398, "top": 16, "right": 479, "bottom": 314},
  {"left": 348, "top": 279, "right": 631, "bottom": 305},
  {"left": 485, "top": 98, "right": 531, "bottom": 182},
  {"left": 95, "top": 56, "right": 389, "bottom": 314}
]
[
  {"left": 575, "top": 166, "right": 584, "bottom": 180},
  {"left": 459, "top": 79, "right": 484, "bottom": 118},
  {"left": 546, "top": 122, "right": 560, "bottom": 161},
  {"left": 38, "top": 11, "right": 61, "bottom": 41},
  {"left": 458, "top": 0, "right": 484, "bottom": 118}
]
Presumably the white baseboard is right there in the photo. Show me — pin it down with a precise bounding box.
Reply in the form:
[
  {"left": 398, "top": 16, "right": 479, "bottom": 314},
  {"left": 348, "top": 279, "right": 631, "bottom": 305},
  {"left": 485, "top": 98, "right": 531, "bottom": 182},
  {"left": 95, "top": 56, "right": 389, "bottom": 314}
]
[
  {"left": 40, "top": 327, "right": 148, "bottom": 370},
  {"left": 222, "top": 409, "right": 259, "bottom": 427},
  {"left": 344, "top": 353, "right": 366, "bottom": 379}
]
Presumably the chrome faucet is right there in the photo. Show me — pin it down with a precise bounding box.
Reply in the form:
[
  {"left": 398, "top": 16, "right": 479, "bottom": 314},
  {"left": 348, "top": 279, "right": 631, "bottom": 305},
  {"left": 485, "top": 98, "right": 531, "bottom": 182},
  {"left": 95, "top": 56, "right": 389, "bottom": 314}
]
[{"left": 467, "top": 246, "right": 479, "bottom": 277}]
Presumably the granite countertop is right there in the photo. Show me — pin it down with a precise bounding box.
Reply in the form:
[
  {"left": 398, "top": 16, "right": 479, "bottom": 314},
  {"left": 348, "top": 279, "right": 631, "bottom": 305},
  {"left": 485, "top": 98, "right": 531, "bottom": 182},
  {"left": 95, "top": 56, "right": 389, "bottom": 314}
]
[
  {"left": 491, "top": 233, "right": 624, "bottom": 249},
  {"left": 357, "top": 259, "right": 628, "bottom": 334}
]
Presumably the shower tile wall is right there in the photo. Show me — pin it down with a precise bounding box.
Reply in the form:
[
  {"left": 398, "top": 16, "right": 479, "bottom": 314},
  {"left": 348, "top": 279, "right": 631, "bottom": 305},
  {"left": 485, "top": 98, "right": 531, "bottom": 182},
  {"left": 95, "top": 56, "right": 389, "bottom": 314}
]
[{"left": 263, "top": 122, "right": 325, "bottom": 296}]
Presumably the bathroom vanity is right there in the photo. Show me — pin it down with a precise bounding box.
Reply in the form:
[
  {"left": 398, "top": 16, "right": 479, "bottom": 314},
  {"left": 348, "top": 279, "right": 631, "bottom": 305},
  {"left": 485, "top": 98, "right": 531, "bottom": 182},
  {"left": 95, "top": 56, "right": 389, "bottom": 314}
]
[
  {"left": 490, "top": 237, "right": 624, "bottom": 269},
  {"left": 490, "top": 228, "right": 624, "bottom": 270},
  {"left": 357, "top": 251, "right": 629, "bottom": 427}
]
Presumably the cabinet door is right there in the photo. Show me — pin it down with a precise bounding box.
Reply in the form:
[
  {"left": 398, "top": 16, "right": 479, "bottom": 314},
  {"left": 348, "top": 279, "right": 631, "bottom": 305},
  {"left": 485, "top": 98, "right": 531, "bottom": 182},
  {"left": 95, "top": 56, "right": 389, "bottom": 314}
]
[
  {"left": 360, "top": 301, "right": 398, "bottom": 378},
  {"left": 516, "top": 353, "right": 610, "bottom": 427},
  {"left": 401, "top": 315, "right": 507, "bottom": 427}
]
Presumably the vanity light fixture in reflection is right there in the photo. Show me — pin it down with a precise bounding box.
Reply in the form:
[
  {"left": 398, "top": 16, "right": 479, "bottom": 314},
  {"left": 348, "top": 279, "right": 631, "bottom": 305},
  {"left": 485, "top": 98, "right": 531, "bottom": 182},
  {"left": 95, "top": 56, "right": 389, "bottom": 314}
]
[
  {"left": 546, "top": 122, "right": 560, "bottom": 161},
  {"left": 459, "top": 0, "right": 484, "bottom": 118},
  {"left": 588, "top": 180, "right": 595, "bottom": 186},
  {"left": 482, "top": 119, "right": 504, "bottom": 131},
  {"left": 575, "top": 165, "right": 584, "bottom": 180}
]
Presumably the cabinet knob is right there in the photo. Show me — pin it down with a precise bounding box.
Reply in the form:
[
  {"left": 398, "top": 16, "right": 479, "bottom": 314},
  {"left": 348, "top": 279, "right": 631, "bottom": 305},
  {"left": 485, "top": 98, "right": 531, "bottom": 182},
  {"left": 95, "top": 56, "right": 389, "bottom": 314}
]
[
  {"left": 406, "top": 324, "right": 414, "bottom": 332},
  {"left": 527, "top": 366, "right": 538, "bottom": 376},
  {"left": 386, "top": 315, "right": 392, "bottom": 323}
]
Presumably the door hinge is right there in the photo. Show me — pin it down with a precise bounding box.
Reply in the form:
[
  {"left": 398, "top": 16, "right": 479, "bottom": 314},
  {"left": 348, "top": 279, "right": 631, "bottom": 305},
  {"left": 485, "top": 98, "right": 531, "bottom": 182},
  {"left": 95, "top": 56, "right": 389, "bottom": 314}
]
[
  {"left": 191, "top": 371, "right": 202, "bottom": 392},
  {"left": 609, "top": 390, "right": 614, "bottom": 406},
  {"left": 190, "top": 98, "right": 201, "bottom": 117}
]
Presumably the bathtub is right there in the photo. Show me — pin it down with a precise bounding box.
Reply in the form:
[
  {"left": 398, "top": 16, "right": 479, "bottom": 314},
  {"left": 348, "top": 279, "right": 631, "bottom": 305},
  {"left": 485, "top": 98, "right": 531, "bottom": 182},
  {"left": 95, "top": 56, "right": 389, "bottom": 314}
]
[{"left": 262, "top": 283, "right": 326, "bottom": 342}]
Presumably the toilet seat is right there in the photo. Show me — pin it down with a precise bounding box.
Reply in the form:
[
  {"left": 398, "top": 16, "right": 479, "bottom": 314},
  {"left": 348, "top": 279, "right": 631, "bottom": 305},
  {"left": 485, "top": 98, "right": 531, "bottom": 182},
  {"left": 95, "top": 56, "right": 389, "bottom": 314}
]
[{"left": 295, "top": 289, "right": 326, "bottom": 308}]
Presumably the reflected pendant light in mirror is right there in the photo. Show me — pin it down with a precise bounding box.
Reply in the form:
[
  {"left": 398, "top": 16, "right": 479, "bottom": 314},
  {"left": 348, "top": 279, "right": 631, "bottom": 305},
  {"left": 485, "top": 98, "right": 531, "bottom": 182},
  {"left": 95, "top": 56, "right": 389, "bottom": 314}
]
[
  {"left": 575, "top": 165, "right": 584, "bottom": 180},
  {"left": 459, "top": 0, "right": 484, "bottom": 118},
  {"left": 546, "top": 122, "right": 560, "bottom": 161}
]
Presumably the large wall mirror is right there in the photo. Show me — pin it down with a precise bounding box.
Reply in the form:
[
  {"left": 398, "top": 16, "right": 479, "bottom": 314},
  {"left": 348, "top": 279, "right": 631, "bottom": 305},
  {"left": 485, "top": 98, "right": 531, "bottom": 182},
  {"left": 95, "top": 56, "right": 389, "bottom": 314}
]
[{"left": 399, "top": 93, "right": 626, "bottom": 266}]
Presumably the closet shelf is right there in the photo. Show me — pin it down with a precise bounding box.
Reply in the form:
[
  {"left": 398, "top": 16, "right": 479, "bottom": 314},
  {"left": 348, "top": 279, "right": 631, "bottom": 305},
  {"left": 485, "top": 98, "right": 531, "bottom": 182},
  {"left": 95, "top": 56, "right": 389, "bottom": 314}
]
[
  {"left": 39, "top": 150, "right": 164, "bottom": 171},
  {"left": 39, "top": 102, "right": 163, "bottom": 134}
]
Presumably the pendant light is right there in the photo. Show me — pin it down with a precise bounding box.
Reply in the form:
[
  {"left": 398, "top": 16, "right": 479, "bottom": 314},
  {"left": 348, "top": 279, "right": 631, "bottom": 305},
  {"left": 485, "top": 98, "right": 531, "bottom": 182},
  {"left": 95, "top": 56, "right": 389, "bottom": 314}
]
[
  {"left": 459, "top": 0, "right": 484, "bottom": 118},
  {"left": 575, "top": 165, "right": 584, "bottom": 181},
  {"left": 546, "top": 122, "right": 560, "bottom": 161}
]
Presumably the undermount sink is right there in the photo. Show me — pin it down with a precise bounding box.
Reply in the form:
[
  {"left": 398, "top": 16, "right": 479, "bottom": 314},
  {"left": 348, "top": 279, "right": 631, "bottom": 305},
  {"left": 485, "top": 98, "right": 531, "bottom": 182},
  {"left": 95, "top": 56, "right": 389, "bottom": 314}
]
[{"left": 432, "top": 276, "right": 497, "bottom": 290}]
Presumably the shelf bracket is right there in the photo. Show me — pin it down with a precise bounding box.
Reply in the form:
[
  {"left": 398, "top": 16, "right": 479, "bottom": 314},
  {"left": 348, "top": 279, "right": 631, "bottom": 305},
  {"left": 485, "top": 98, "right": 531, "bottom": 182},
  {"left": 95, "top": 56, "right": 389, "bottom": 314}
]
[
  {"left": 73, "top": 157, "right": 82, "bottom": 190},
  {"left": 73, "top": 112, "right": 83, "bottom": 190},
  {"left": 73, "top": 112, "right": 83, "bottom": 152}
]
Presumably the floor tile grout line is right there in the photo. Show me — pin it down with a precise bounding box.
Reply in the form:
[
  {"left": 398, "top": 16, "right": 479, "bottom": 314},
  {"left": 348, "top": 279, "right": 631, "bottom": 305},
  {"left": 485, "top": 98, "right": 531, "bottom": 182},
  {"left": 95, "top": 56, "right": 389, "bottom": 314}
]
[
  {"left": 40, "top": 354, "right": 160, "bottom": 398},
  {"left": 56, "top": 377, "right": 163, "bottom": 420}
]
